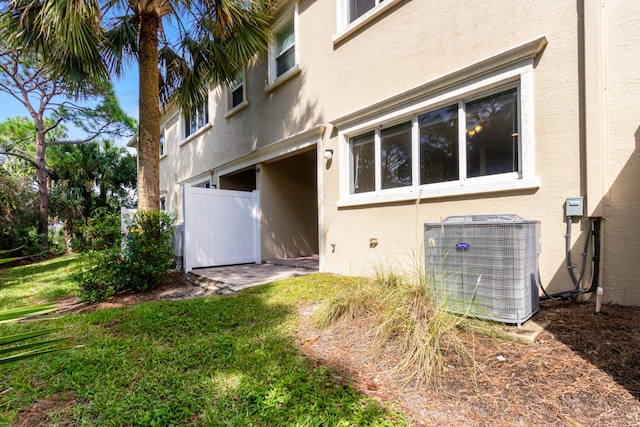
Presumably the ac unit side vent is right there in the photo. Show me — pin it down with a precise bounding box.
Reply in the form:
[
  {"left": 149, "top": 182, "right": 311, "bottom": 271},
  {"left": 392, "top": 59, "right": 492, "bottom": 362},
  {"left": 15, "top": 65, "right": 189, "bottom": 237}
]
[{"left": 425, "top": 215, "right": 540, "bottom": 324}]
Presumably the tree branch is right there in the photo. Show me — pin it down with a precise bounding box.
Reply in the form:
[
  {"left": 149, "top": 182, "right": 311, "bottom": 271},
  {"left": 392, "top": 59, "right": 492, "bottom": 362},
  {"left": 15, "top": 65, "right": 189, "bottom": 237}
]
[{"left": 0, "top": 150, "right": 38, "bottom": 167}]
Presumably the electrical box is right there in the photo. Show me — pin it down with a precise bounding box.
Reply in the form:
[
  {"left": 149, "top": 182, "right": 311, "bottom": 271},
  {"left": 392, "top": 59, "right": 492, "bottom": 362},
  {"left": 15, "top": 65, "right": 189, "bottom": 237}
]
[{"left": 565, "top": 197, "right": 584, "bottom": 217}]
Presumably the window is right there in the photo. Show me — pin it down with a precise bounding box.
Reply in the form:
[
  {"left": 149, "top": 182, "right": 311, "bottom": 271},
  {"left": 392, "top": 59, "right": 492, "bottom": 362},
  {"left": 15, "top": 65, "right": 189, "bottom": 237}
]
[
  {"left": 159, "top": 130, "right": 165, "bottom": 157},
  {"left": 268, "top": 6, "right": 298, "bottom": 85},
  {"left": 226, "top": 70, "right": 247, "bottom": 116},
  {"left": 348, "top": 0, "right": 383, "bottom": 23},
  {"left": 184, "top": 97, "right": 209, "bottom": 138},
  {"left": 348, "top": 86, "right": 520, "bottom": 195},
  {"left": 160, "top": 196, "right": 166, "bottom": 211},
  {"left": 230, "top": 72, "right": 245, "bottom": 109},
  {"left": 334, "top": 0, "right": 400, "bottom": 43}
]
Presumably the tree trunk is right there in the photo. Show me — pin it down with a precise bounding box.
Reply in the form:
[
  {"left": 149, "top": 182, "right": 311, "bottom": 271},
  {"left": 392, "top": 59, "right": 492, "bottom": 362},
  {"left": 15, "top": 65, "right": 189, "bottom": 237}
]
[
  {"left": 137, "top": 12, "right": 161, "bottom": 211},
  {"left": 63, "top": 218, "right": 73, "bottom": 254},
  {"left": 34, "top": 130, "right": 49, "bottom": 249}
]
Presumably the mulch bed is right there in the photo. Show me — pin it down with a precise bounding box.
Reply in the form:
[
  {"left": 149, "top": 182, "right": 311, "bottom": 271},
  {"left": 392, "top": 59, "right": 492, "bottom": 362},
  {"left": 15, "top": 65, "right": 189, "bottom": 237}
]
[{"left": 297, "top": 300, "right": 640, "bottom": 426}]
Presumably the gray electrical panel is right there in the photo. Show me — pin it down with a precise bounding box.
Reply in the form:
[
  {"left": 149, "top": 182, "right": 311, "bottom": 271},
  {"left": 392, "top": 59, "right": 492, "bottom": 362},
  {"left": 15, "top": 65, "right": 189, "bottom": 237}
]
[{"left": 565, "top": 197, "right": 584, "bottom": 217}]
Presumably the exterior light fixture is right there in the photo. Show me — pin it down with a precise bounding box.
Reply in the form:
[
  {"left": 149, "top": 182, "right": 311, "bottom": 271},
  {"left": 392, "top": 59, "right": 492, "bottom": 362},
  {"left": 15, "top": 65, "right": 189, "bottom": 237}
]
[{"left": 324, "top": 149, "right": 334, "bottom": 160}]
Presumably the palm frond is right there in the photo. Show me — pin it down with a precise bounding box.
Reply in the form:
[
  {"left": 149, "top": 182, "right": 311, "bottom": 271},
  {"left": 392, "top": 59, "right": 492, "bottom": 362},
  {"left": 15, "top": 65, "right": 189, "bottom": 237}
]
[{"left": 0, "top": 303, "right": 74, "bottom": 365}]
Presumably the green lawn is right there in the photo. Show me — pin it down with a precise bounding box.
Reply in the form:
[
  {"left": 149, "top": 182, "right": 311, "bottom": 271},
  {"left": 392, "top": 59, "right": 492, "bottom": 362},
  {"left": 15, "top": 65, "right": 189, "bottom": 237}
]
[
  {"left": 0, "top": 256, "right": 408, "bottom": 426},
  {"left": 0, "top": 255, "right": 80, "bottom": 310}
]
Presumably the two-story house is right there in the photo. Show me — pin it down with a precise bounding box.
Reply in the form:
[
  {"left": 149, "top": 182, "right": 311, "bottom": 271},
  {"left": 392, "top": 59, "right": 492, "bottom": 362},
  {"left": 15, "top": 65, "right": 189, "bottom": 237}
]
[{"left": 142, "top": 0, "right": 640, "bottom": 306}]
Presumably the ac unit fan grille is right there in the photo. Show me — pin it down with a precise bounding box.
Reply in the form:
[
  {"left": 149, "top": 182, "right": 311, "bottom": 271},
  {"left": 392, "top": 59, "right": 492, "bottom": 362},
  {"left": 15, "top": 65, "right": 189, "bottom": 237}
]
[{"left": 425, "top": 216, "right": 540, "bottom": 324}]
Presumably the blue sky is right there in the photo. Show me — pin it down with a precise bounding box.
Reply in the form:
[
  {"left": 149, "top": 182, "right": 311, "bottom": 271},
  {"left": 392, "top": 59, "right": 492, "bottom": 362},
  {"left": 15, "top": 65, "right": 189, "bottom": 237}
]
[{"left": 0, "top": 66, "right": 140, "bottom": 148}]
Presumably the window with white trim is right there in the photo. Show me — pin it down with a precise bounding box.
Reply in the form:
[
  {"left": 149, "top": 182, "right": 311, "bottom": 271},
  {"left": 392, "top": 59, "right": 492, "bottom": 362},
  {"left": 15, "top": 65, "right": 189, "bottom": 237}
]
[
  {"left": 229, "top": 71, "right": 246, "bottom": 110},
  {"left": 184, "top": 97, "right": 209, "bottom": 138},
  {"left": 228, "top": 70, "right": 246, "bottom": 111},
  {"left": 348, "top": 85, "right": 521, "bottom": 195},
  {"left": 160, "top": 196, "right": 166, "bottom": 211},
  {"left": 348, "top": 0, "right": 383, "bottom": 24},
  {"left": 159, "top": 129, "right": 165, "bottom": 157},
  {"left": 268, "top": 6, "right": 298, "bottom": 84}
]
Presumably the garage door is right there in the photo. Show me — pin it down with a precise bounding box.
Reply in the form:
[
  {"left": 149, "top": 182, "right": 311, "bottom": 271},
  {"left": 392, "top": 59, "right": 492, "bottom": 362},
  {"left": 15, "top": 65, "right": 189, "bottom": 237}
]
[{"left": 183, "top": 187, "right": 260, "bottom": 272}]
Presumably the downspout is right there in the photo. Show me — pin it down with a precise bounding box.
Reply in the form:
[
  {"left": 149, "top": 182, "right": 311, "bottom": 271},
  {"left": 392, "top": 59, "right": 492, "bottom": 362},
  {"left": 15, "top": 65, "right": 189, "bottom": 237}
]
[{"left": 583, "top": 0, "right": 608, "bottom": 311}]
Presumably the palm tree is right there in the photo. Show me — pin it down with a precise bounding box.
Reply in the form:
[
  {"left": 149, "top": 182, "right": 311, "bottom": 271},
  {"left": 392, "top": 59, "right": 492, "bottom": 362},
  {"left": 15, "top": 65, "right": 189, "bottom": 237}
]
[
  {"left": 1, "top": 0, "right": 273, "bottom": 211},
  {"left": 48, "top": 140, "right": 137, "bottom": 251}
]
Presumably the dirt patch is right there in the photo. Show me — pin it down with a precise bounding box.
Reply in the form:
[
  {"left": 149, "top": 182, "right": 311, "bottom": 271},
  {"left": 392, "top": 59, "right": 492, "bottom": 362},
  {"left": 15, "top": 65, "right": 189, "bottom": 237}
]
[
  {"left": 296, "top": 300, "right": 640, "bottom": 426},
  {"left": 14, "top": 392, "right": 77, "bottom": 427},
  {"left": 52, "top": 275, "right": 640, "bottom": 426}
]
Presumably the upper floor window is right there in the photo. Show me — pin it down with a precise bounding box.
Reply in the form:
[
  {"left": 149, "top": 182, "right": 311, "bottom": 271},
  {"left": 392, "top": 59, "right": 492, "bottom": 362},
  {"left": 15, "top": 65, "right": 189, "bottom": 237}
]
[
  {"left": 230, "top": 71, "right": 245, "bottom": 109},
  {"left": 225, "top": 69, "right": 248, "bottom": 118},
  {"left": 349, "top": 0, "right": 383, "bottom": 23},
  {"left": 334, "top": 0, "right": 400, "bottom": 44},
  {"left": 184, "top": 97, "right": 209, "bottom": 138},
  {"left": 348, "top": 86, "right": 520, "bottom": 195},
  {"left": 268, "top": 5, "right": 299, "bottom": 87},
  {"left": 159, "top": 130, "right": 165, "bottom": 157}
]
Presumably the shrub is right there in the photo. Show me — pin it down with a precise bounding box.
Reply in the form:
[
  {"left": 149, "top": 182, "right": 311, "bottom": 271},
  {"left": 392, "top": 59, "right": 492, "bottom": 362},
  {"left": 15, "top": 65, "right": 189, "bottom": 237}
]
[
  {"left": 73, "top": 248, "right": 126, "bottom": 303},
  {"left": 79, "top": 209, "right": 123, "bottom": 251},
  {"left": 74, "top": 210, "right": 175, "bottom": 302},
  {"left": 123, "top": 210, "right": 175, "bottom": 292}
]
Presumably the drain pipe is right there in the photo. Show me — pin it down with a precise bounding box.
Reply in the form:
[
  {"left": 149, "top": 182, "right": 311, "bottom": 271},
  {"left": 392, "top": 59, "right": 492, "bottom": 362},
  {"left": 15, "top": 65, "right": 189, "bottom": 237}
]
[
  {"left": 583, "top": 0, "right": 608, "bottom": 311},
  {"left": 539, "top": 218, "right": 602, "bottom": 302}
]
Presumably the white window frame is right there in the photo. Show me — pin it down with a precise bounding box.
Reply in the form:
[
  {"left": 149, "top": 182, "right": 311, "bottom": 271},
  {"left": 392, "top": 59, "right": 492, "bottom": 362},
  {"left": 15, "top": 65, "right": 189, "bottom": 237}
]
[
  {"left": 159, "top": 128, "right": 166, "bottom": 158},
  {"left": 338, "top": 61, "right": 538, "bottom": 207},
  {"left": 334, "top": 0, "right": 402, "bottom": 44},
  {"left": 183, "top": 96, "right": 210, "bottom": 140},
  {"left": 266, "top": 4, "right": 300, "bottom": 90},
  {"left": 225, "top": 70, "right": 248, "bottom": 118}
]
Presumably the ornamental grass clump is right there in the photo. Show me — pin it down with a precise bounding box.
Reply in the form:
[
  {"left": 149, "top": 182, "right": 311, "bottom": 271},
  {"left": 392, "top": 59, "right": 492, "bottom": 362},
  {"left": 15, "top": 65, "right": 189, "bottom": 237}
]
[{"left": 312, "top": 268, "right": 480, "bottom": 389}]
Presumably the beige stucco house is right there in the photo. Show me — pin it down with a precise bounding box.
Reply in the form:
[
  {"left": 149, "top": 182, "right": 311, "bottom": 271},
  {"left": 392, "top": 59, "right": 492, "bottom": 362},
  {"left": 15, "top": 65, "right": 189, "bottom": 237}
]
[{"left": 148, "top": 0, "right": 640, "bottom": 306}]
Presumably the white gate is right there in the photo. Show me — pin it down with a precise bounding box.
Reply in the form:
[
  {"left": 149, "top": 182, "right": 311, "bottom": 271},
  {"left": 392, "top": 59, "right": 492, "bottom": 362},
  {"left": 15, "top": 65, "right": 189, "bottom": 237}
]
[{"left": 183, "top": 187, "right": 260, "bottom": 272}]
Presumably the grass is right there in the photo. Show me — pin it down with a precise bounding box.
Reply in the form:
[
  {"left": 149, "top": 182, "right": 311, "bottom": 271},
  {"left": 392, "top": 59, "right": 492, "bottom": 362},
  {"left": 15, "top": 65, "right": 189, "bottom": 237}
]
[
  {"left": 0, "top": 258, "right": 409, "bottom": 426},
  {"left": 312, "top": 269, "right": 481, "bottom": 389},
  {"left": 0, "top": 255, "right": 79, "bottom": 310}
]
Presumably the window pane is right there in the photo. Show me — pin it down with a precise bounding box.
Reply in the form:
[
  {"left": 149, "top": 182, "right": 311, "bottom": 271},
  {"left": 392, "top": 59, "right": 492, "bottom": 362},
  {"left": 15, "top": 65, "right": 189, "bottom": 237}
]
[
  {"left": 232, "top": 86, "right": 244, "bottom": 108},
  {"left": 381, "top": 122, "right": 412, "bottom": 189},
  {"left": 276, "top": 46, "right": 296, "bottom": 76},
  {"left": 351, "top": 131, "right": 375, "bottom": 194},
  {"left": 419, "top": 104, "right": 459, "bottom": 184},
  {"left": 184, "top": 112, "right": 192, "bottom": 137},
  {"left": 466, "top": 88, "right": 519, "bottom": 178},
  {"left": 191, "top": 113, "right": 197, "bottom": 134},
  {"left": 276, "top": 21, "right": 294, "bottom": 54},
  {"left": 159, "top": 133, "right": 165, "bottom": 156},
  {"left": 349, "top": 0, "right": 377, "bottom": 23}
]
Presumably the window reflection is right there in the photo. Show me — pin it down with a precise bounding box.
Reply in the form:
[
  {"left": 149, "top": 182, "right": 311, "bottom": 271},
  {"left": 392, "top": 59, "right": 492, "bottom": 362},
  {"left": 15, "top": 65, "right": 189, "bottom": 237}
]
[
  {"left": 381, "top": 122, "right": 412, "bottom": 189},
  {"left": 419, "top": 104, "right": 458, "bottom": 184},
  {"left": 466, "top": 88, "right": 518, "bottom": 177},
  {"left": 351, "top": 131, "right": 375, "bottom": 193}
]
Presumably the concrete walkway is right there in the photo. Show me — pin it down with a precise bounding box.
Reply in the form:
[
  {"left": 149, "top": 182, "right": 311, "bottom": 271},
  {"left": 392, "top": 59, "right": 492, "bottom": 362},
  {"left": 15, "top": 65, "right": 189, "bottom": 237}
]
[{"left": 189, "top": 256, "right": 318, "bottom": 295}]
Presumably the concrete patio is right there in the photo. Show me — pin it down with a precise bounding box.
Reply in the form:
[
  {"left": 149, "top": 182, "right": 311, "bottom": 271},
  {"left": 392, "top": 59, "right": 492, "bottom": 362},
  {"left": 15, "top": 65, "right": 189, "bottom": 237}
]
[{"left": 189, "top": 255, "right": 319, "bottom": 294}]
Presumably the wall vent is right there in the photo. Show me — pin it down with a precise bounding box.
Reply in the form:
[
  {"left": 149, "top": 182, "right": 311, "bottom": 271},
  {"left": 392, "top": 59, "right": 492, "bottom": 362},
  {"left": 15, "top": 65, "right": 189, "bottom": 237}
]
[{"left": 424, "top": 215, "right": 540, "bottom": 325}]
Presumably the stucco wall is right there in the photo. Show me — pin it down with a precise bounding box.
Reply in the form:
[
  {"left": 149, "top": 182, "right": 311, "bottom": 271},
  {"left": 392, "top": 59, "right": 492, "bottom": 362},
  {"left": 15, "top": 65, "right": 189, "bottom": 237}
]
[
  {"left": 157, "top": 0, "right": 639, "bottom": 305},
  {"left": 315, "top": 0, "right": 585, "bottom": 297},
  {"left": 598, "top": 0, "right": 640, "bottom": 304}
]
